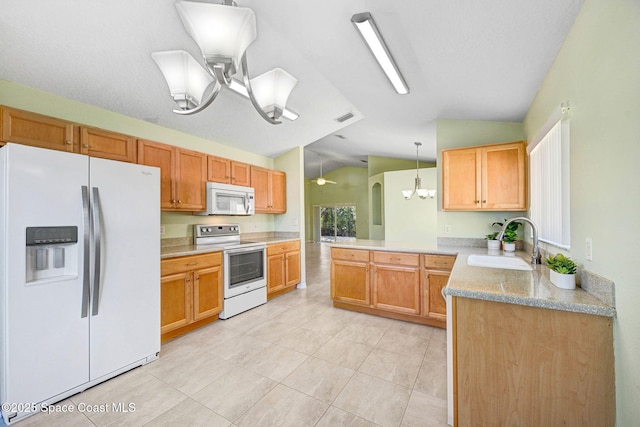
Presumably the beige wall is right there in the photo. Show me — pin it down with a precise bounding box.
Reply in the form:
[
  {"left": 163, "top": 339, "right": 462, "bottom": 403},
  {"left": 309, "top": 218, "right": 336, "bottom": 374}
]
[
  {"left": 523, "top": 0, "right": 640, "bottom": 423},
  {"left": 436, "top": 119, "right": 526, "bottom": 238}
]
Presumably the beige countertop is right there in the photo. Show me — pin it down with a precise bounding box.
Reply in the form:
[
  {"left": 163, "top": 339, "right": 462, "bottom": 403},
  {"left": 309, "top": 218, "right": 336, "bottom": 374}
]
[
  {"left": 330, "top": 240, "right": 615, "bottom": 318},
  {"left": 161, "top": 236, "right": 300, "bottom": 259}
]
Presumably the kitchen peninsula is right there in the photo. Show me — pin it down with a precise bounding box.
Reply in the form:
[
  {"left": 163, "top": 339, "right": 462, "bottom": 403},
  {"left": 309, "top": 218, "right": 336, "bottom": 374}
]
[
  {"left": 329, "top": 240, "right": 458, "bottom": 328},
  {"left": 444, "top": 246, "right": 615, "bottom": 426},
  {"left": 331, "top": 240, "right": 616, "bottom": 426}
]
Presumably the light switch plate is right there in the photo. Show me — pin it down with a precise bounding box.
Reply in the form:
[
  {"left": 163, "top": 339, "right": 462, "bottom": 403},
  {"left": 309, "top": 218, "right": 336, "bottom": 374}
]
[{"left": 585, "top": 237, "right": 593, "bottom": 260}]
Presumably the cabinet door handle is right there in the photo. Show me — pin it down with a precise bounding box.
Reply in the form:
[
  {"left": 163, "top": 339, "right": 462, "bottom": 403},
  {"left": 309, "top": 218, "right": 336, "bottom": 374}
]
[
  {"left": 185, "top": 278, "right": 190, "bottom": 283},
  {"left": 390, "top": 257, "right": 401, "bottom": 261},
  {"left": 482, "top": 200, "right": 487, "bottom": 203},
  {"left": 187, "top": 262, "right": 199, "bottom": 266},
  {"left": 83, "top": 143, "right": 89, "bottom": 148},
  {"left": 65, "top": 140, "right": 73, "bottom": 145}
]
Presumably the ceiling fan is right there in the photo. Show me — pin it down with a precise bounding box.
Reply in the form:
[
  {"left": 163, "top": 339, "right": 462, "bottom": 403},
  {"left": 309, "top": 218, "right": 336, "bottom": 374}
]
[{"left": 312, "top": 153, "right": 336, "bottom": 185}]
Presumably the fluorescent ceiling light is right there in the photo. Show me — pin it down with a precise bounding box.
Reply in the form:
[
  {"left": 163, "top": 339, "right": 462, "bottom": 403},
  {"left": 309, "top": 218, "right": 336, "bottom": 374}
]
[{"left": 351, "top": 12, "right": 409, "bottom": 95}]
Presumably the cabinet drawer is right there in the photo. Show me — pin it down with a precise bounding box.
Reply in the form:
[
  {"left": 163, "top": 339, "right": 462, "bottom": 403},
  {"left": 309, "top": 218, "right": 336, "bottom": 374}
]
[
  {"left": 267, "top": 240, "right": 300, "bottom": 256},
  {"left": 373, "top": 251, "right": 420, "bottom": 267},
  {"left": 331, "top": 248, "right": 370, "bottom": 263},
  {"left": 424, "top": 255, "right": 456, "bottom": 271},
  {"left": 161, "top": 252, "right": 222, "bottom": 276}
]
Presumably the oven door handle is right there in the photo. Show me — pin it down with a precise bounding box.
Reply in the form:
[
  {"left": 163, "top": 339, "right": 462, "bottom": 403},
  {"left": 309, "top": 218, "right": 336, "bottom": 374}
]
[{"left": 225, "top": 245, "right": 265, "bottom": 255}]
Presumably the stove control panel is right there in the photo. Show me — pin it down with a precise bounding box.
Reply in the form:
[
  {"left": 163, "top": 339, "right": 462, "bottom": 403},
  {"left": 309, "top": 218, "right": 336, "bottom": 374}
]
[{"left": 194, "top": 224, "right": 240, "bottom": 238}]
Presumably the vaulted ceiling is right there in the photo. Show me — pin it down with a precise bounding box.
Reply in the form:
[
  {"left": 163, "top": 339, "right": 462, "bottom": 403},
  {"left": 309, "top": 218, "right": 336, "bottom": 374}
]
[{"left": 1, "top": 0, "right": 583, "bottom": 178}]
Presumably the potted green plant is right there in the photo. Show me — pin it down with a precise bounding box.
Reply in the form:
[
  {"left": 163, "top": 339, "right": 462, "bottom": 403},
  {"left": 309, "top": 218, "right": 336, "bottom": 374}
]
[
  {"left": 485, "top": 231, "right": 501, "bottom": 250},
  {"left": 492, "top": 219, "right": 522, "bottom": 252},
  {"left": 546, "top": 253, "right": 577, "bottom": 289}
]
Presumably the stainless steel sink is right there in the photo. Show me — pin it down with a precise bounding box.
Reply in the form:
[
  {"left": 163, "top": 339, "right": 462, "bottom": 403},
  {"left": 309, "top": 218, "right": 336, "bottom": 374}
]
[{"left": 467, "top": 254, "right": 533, "bottom": 271}]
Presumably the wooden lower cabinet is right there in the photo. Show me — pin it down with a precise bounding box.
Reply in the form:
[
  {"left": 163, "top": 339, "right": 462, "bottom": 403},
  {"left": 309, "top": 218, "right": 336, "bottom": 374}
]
[
  {"left": 267, "top": 240, "right": 301, "bottom": 299},
  {"left": 331, "top": 259, "right": 370, "bottom": 306},
  {"left": 160, "top": 252, "right": 223, "bottom": 342},
  {"left": 423, "top": 254, "right": 456, "bottom": 321},
  {"left": 453, "top": 297, "right": 615, "bottom": 426},
  {"left": 331, "top": 248, "right": 454, "bottom": 327},
  {"left": 372, "top": 252, "right": 420, "bottom": 315}
]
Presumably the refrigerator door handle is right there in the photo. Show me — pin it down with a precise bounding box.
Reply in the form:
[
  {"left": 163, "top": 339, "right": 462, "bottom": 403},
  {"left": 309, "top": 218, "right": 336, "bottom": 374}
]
[
  {"left": 91, "top": 187, "right": 102, "bottom": 316},
  {"left": 81, "top": 186, "right": 91, "bottom": 318}
]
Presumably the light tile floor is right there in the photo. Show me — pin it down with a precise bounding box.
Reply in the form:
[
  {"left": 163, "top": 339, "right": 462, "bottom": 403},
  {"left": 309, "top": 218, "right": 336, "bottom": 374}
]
[{"left": 16, "top": 243, "right": 448, "bottom": 427}]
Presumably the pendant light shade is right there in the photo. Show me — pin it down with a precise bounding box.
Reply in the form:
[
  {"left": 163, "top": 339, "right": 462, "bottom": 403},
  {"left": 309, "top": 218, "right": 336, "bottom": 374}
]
[
  {"left": 151, "top": 50, "right": 218, "bottom": 110},
  {"left": 403, "top": 142, "right": 436, "bottom": 200},
  {"left": 250, "top": 68, "right": 298, "bottom": 120},
  {"left": 176, "top": 1, "right": 256, "bottom": 80}
]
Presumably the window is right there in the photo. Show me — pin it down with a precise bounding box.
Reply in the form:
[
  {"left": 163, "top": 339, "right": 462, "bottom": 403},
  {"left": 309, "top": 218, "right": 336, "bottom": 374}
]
[
  {"left": 528, "top": 105, "right": 570, "bottom": 249},
  {"left": 319, "top": 205, "right": 357, "bottom": 242}
]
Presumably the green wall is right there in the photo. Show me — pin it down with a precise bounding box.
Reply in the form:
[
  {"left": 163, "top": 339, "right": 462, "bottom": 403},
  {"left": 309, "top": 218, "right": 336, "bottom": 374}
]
[
  {"left": 305, "top": 166, "right": 369, "bottom": 241},
  {"left": 436, "top": 119, "right": 526, "bottom": 238},
  {"left": 523, "top": 0, "right": 640, "bottom": 423},
  {"left": 0, "top": 80, "right": 272, "bottom": 167},
  {"left": 367, "top": 155, "right": 435, "bottom": 177},
  {"left": 383, "top": 168, "right": 438, "bottom": 244}
]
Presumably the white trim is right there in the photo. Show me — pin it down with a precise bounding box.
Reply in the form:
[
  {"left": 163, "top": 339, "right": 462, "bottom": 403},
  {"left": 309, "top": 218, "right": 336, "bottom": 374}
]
[{"left": 527, "top": 101, "right": 570, "bottom": 154}]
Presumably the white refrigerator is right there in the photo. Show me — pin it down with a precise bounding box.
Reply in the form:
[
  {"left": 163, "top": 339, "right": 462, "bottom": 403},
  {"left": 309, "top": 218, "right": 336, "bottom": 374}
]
[{"left": 0, "top": 143, "right": 160, "bottom": 425}]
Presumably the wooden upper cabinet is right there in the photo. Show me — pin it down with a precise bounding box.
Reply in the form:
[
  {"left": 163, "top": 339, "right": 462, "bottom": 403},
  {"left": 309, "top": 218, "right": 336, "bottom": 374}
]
[
  {"left": 207, "top": 155, "right": 231, "bottom": 183},
  {"left": 230, "top": 161, "right": 251, "bottom": 186},
  {"left": 442, "top": 141, "right": 527, "bottom": 211},
  {"left": 80, "top": 127, "right": 136, "bottom": 163},
  {"left": 207, "top": 155, "right": 251, "bottom": 186},
  {"left": 175, "top": 148, "right": 207, "bottom": 211},
  {"left": 251, "top": 166, "right": 286, "bottom": 214},
  {"left": 251, "top": 166, "right": 270, "bottom": 211},
  {"left": 138, "top": 139, "right": 206, "bottom": 211},
  {"left": 138, "top": 139, "right": 175, "bottom": 210},
  {"left": 1, "top": 106, "right": 75, "bottom": 152}
]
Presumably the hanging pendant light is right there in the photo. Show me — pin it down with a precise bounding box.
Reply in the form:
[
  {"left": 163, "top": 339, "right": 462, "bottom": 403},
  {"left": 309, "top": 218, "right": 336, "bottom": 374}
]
[{"left": 402, "top": 142, "right": 436, "bottom": 200}]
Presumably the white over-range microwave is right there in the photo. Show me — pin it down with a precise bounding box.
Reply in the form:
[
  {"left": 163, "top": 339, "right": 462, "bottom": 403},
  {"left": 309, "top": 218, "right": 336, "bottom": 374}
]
[{"left": 197, "top": 182, "right": 255, "bottom": 216}]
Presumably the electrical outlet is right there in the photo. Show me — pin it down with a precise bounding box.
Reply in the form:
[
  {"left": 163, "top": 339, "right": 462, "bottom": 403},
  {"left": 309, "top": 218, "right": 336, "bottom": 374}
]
[
  {"left": 160, "top": 225, "right": 165, "bottom": 236},
  {"left": 585, "top": 237, "right": 593, "bottom": 260},
  {"left": 444, "top": 225, "right": 451, "bottom": 234}
]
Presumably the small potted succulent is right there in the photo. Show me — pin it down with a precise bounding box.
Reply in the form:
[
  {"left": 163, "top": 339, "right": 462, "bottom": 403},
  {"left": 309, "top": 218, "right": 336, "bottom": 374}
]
[
  {"left": 546, "top": 253, "right": 577, "bottom": 289},
  {"left": 492, "top": 219, "right": 522, "bottom": 252}
]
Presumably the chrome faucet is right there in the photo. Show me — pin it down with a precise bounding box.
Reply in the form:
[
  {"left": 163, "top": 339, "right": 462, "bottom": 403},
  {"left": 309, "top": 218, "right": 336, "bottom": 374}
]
[{"left": 496, "top": 217, "right": 542, "bottom": 264}]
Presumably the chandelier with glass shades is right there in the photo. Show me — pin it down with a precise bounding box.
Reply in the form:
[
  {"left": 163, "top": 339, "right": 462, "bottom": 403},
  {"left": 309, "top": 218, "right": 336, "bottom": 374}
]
[
  {"left": 152, "top": 0, "right": 298, "bottom": 124},
  {"left": 402, "top": 142, "right": 436, "bottom": 200}
]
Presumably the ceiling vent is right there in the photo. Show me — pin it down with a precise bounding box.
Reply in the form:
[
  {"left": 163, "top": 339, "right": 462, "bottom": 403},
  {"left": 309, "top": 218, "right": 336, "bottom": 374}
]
[{"left": 335, "top": 112, "right": 354, "bottom": 123}]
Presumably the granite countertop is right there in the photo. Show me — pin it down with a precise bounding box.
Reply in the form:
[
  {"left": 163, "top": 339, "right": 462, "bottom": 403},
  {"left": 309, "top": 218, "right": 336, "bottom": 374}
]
[
  {"left": 329, "top": 239, "right": 457, "bottom": 255},
  {"left": 161, "top": 235, "right": 301, "bottom": 259},
  {"left": 330, "top": 239, "right": 615, "bottom": 318},
  {"left": 444, "top": 247, "right": 615, "bottom": 318},
  {"left": 161, "top": 244, "right": 223, "bottom": 259}
]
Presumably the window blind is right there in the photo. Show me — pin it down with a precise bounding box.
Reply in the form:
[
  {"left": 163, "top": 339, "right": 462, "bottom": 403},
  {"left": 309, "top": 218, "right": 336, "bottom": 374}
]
[{"left": 529, "top": 119, "right": 570, "bottom": 249}]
